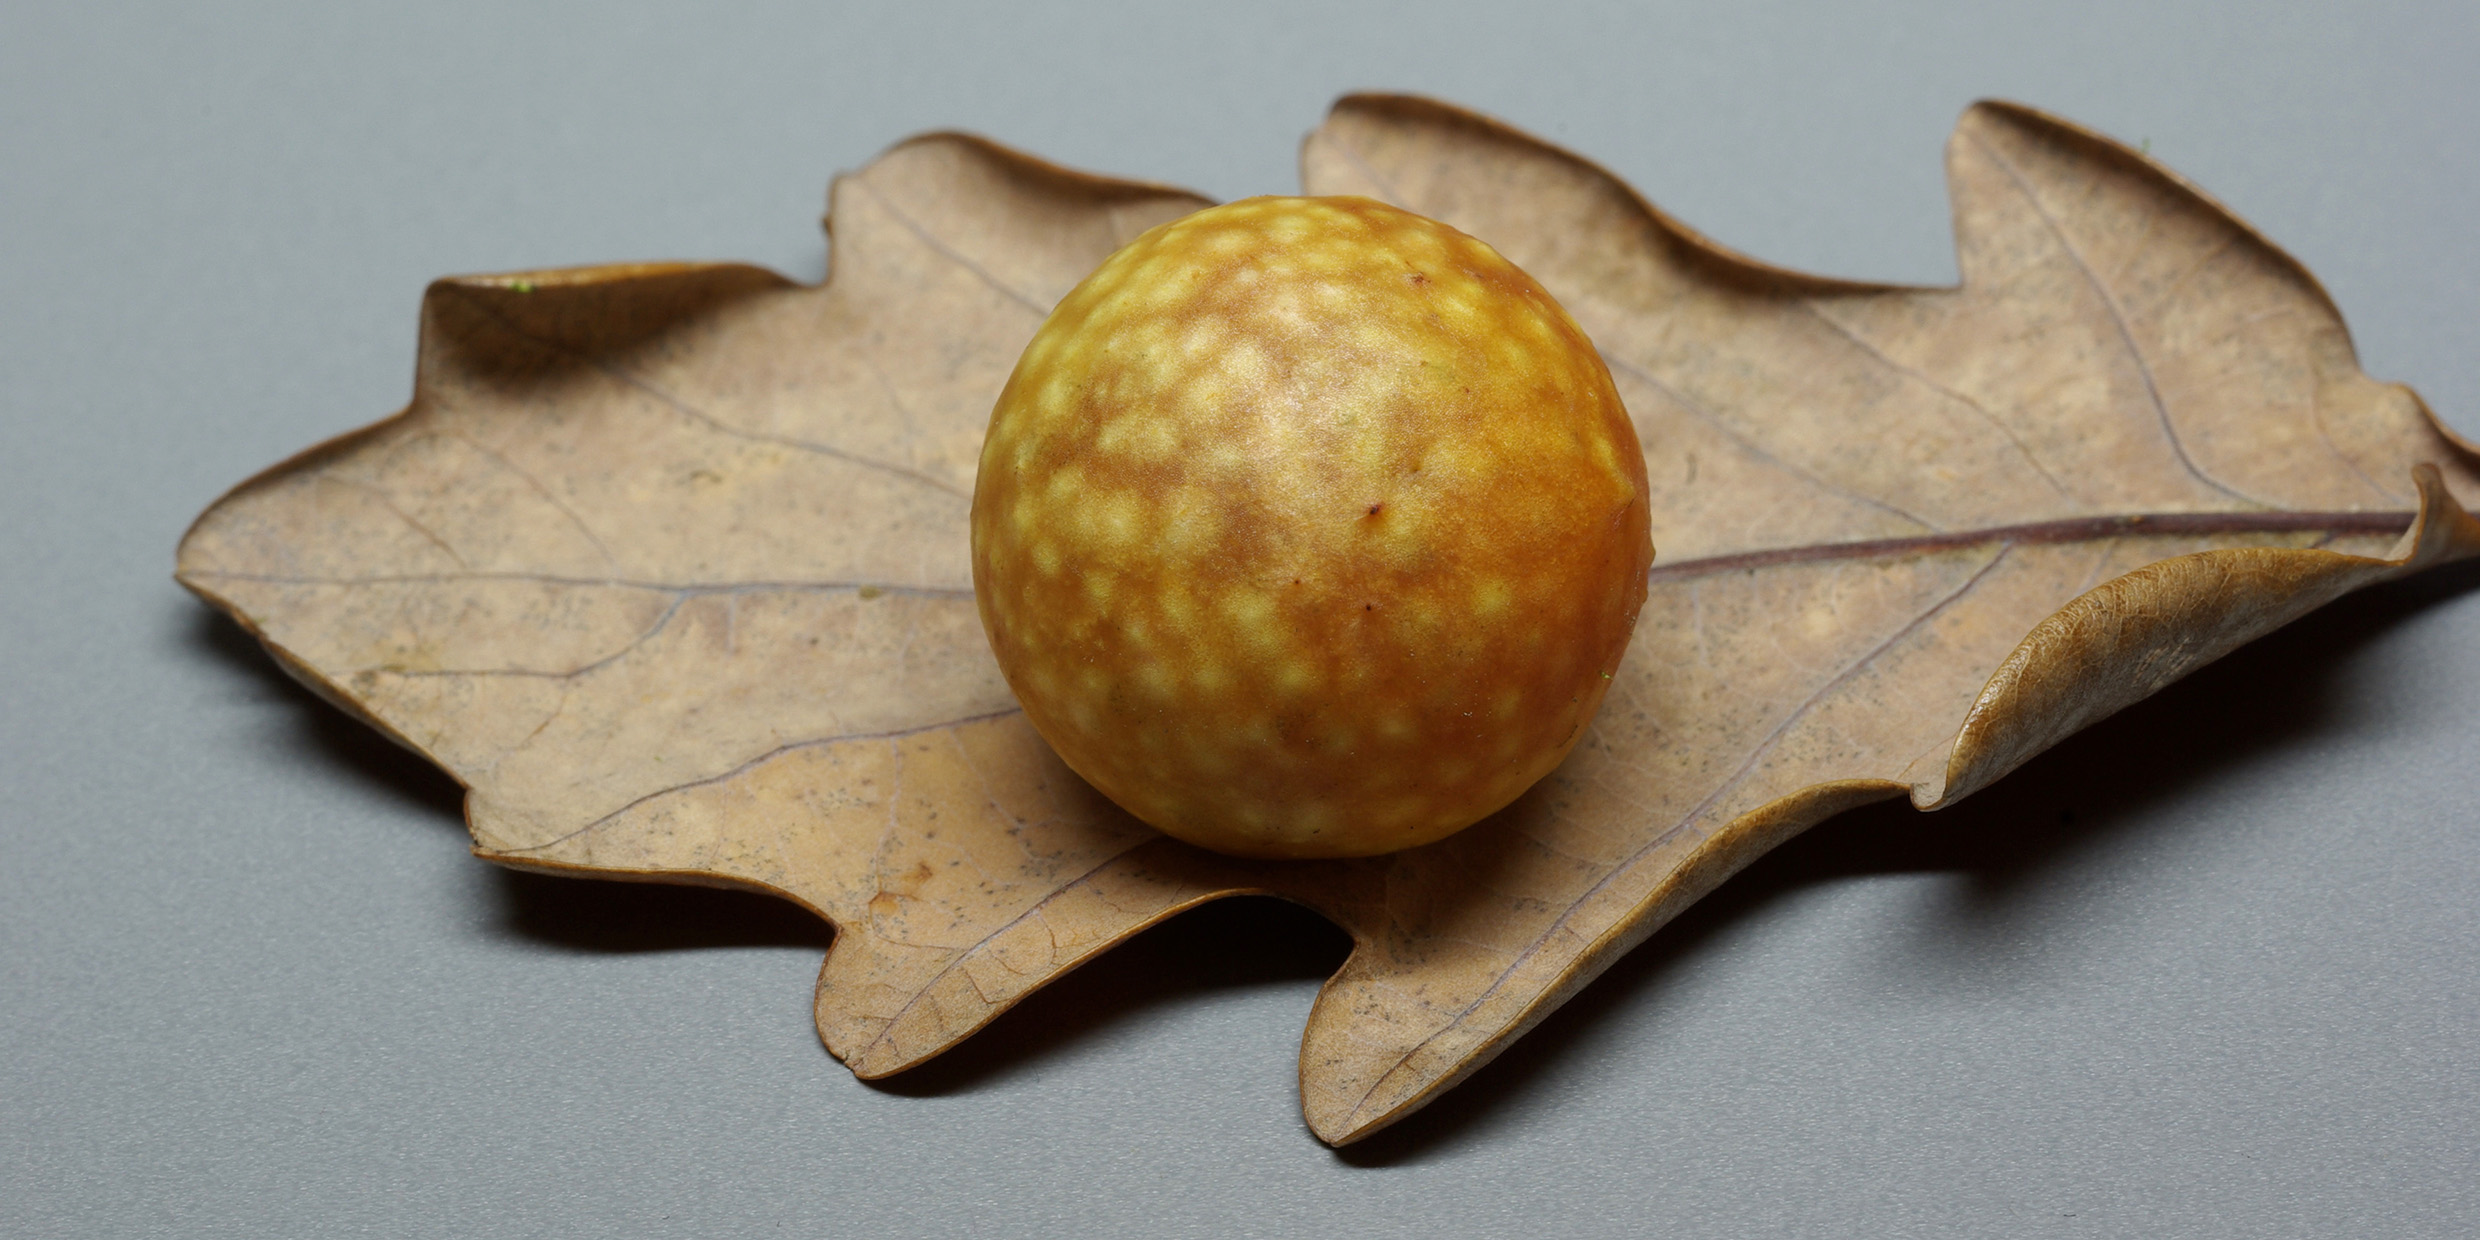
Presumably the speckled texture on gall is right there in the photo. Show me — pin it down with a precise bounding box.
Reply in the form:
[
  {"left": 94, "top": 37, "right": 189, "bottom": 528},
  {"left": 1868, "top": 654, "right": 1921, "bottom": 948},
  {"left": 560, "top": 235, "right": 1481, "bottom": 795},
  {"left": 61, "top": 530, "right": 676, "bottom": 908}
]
[{"left": 972, "top": 196, "right": 1654, "bottom": 858}]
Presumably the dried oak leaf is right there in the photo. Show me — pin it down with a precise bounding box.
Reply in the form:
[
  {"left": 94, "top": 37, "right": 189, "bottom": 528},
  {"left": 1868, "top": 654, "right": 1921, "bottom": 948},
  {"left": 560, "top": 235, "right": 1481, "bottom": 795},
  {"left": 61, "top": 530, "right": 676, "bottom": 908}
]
[{"left": 178, "top": 95, "right": 2480, "bottom": 1145}]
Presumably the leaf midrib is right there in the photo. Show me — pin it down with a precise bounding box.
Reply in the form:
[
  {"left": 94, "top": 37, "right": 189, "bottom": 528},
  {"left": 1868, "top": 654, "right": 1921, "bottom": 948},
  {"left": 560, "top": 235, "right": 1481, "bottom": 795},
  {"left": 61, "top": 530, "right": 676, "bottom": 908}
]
[{"left": 1646, "top": 508, "right": 2413, "bottom": 582}]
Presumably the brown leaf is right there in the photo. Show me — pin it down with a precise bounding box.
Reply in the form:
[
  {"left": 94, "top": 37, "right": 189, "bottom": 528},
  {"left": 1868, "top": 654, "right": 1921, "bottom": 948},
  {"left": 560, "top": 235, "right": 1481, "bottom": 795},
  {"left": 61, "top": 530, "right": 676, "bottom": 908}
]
[{"left": 178, "top": 96, "right": 2480, "bottom": 1146}]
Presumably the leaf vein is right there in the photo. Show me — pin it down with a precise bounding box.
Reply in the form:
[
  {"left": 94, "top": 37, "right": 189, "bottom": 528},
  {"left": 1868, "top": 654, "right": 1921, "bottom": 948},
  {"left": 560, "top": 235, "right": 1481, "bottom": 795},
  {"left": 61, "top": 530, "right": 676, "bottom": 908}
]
[
  {"left": 434, "top": 430, "right": 624, "bottom": 571},
  {"left": 318, "top": 476, "right": 469, "bottom": 568},
  {"left": 1319, "top": 130, "right": 1412, "bottom": 205},
  {"left": 1797, "top": 299, "right": 2077, "bottom": 503},
  {"left": 857, "top": 840, "right": 1164, "bottom": 1060},
  {"left": 439, "top": 285, "right": 971, "bottom": 500},
  {"left": 183, "top": 569, "right": 975, "bottom": 598},
  {"left": 1643, "top": 508, "right": 2411, "bottom": 582},
  {"left": 1604, "top": 353, "right": 1942, "bottom": 531},
  {"left": 1964, "top": 129, "right": 2271, "bottom": 508},
  {"left": 847, "top": 176, "right": 1051, "bottom": 316},
  {"left": 385, "top": 593, "right": 688, "bottom": 680},
  {"left": 492, "top": 708, "right": 1025, "bottom": 856}
]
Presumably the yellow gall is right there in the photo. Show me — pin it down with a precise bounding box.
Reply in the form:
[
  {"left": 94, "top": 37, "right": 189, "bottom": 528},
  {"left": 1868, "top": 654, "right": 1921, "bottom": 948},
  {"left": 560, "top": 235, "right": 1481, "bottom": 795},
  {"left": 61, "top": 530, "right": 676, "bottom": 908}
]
[{"left": 971, "top": 196, "right": 1652, "bottom": 859}]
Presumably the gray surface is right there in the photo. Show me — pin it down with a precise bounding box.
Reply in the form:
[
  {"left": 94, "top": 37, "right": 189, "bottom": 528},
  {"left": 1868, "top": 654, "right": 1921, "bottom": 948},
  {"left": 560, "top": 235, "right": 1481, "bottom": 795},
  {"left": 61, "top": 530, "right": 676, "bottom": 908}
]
[{"left": 5, "top": 0, "right": 2478, "bottom": 1235}]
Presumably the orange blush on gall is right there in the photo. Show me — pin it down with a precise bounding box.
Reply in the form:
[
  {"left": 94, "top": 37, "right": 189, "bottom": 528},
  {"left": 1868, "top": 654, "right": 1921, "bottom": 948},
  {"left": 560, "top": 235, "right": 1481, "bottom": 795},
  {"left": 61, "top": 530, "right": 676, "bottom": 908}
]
[{"left": 970, "top": 195, "right": 1652, "bottom": 859}]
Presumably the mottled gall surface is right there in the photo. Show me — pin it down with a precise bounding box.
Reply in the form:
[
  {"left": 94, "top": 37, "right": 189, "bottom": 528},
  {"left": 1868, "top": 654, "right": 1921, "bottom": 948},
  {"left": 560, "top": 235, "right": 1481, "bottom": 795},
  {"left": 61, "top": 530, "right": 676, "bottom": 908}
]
[{"left": 971, "top": 195, "right": 1653, "bottom": 858}]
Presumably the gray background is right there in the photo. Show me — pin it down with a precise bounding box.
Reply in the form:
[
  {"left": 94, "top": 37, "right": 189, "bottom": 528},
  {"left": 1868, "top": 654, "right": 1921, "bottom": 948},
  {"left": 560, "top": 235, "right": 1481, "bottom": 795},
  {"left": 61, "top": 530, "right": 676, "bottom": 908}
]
[{"left": 6, "top": 1, "right": 2478, "bottom": 1235}]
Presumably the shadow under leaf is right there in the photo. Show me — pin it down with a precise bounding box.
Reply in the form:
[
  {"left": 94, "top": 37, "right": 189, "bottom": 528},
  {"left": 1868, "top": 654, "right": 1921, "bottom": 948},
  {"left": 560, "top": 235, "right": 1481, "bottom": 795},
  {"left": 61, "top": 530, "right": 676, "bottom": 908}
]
[
  {"left": 864, "top": 895, "right": 1352, "bottom": 1098},
  {"left": 186, "top": 606, "right": 830, "bottom": 954},
  {"left": 182, "top": 555, "right": 2480, "bottom": 1153},
  {"left": 1337, "top": 556, "right": 2480, "bottom": 1165},
  {"left": 186, "top": 608, "right": 466, "bottom": 821},
  {"left": 492, "top": 868, "right": 837, "bottom": 953}
]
